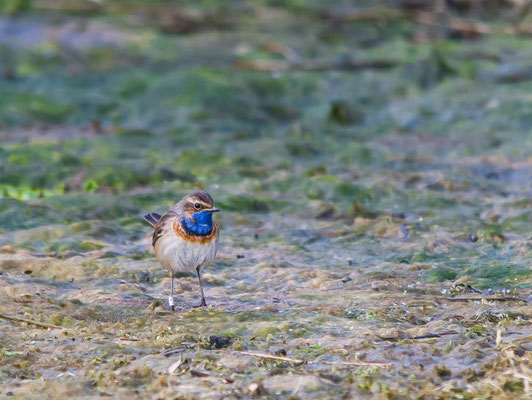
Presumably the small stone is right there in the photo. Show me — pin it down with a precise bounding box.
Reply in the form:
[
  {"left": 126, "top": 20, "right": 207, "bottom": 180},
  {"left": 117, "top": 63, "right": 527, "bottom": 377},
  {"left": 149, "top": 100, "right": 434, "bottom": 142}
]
[
  {"left": 236, "top": 254, "right": 245, "bottom": 259},
  {"left": 209, "top": 335, "right": 231, "bottom": 349},
  {"left": 434, "top": 364, "right": 451, "bottom": 378},
  {"left": 341, "top": 276, "right": 352, "bottom": 283},
  {"left": 69, "top": 278, "right": 74, "bottom": 283},
  {"left": 0, "top": 245, "right": 16, "bottom": 253},
  {"left": 248, "top": 382, "right": 267, "bottom": 395},
  {"left": 376, "top": 328, "right": 406, "bottom": 340},
  {"left": 274, "top": 348, "right": 287, "bottom": 356},
  {"left": 469, "top": 233, "right": 478, "bottom": 242},
  {"left": 219, "top": 354, "right": 253, "bottom": 372},
  {"left": 263, "top": 375, "right": 335, "bottom": 394}
]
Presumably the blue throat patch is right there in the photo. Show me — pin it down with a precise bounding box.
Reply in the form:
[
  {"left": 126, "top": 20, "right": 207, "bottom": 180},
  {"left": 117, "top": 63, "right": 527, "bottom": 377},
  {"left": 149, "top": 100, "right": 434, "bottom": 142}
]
[{"left": 181, "top": 210, "right": 213, "bottom": 236}]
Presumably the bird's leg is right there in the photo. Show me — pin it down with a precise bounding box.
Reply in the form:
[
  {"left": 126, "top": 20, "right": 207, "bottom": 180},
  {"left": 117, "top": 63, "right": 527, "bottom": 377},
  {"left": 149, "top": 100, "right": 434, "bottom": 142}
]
[
  {"left": 168, "top": 273, "right": 175, "bottom": 311},
  {"left": 196, "top": 266, "right": 207, "bottom": 307}
]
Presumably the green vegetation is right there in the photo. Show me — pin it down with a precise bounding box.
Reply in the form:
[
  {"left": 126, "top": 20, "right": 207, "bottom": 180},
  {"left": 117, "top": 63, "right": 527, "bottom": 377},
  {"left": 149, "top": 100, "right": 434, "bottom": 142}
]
[{"left": 0, "top": 1, "right": 531, "bottom": 399}]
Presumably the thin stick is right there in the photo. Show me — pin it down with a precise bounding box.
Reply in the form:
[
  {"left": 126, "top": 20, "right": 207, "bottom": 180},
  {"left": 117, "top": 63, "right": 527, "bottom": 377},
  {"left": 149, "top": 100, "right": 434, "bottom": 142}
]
[
  {"left": 411, "top": 11, "right": 491, "bottom": 36},
  {"left": 321, "top": 359, "right": 392, "bottom": 367},
  {"left": 190, "top": 369, "right": 211, "bottom": 377},
  {"left": 445, "top": 297, "right": 528, "bottom": 303},
  {"left": 0, "top": 313, "right": 63, "bottom": 330},
  {"left": 237, "top": 351, "right": 305, "bottom": 364},
  {"left": 413, "top": 331, "right": 458, "bottom": 340},
  {"left": 233, "top": 59, "right": 397, "bottom": 72},
  {"left": 118, "top": 337, "right": 141, "bottom": 341},
  {"left": 507, "top": 26, "right": 532, "bottom": 36},
  {"left": 320, "top": 8, "right": 404, "bottom": 22},
  {"left": 236, "top": 351, "right": 391, "bottom": 367},
  {"left": 323, "top": 8, "right": 494, "bottom": 37},
  {"left": 511, "top": 335, "right": 532, "bottom": 344}
]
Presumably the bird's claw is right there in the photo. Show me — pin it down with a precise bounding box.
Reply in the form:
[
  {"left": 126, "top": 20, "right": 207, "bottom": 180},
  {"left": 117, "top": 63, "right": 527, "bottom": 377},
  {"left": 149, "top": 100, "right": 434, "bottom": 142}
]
[{"left": 193, "top": 299, "right": 207, "bottom": 308}]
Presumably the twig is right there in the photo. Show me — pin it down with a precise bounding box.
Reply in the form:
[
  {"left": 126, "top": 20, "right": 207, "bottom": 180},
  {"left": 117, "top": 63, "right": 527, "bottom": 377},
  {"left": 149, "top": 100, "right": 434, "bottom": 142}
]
[
  {"left": 413, "top": 331, "right": 458, "bottom": 340},
  {"left": 411, "top": 11, "right": 491, "bottom": 36},
  {"left": 233, "top": 59, "right": 398, "bottom": 72},
  {"left": 322, "top": 8, "right": 493, "bottom": 37},
  {"left": 511, "top": 335, "right": 532, "bottom": 344},
  {"left": 236, "top": 351, "right": 391, "bottom": 367},
  {"left": 321, "top": 359, "right": 392, "bottom": 367},
  {"left": 320, "top": 8, "right": 404, "bottom": 22},
  {"left": 190, "top": 369, "right": 211, "bottom": 377},
  {"left": 0, "top": 313, "right": 63, "bottom": 330},
  {"left": 160, "top": 346, "right": 188, "bottom": 357},
  {"left": 445, "top": 297, "right": 528, "bottom": 303},
  {"left": 507, "top": 26, "right": 532, "bottom": 36},
  {"left": 237, "top": 351, "right": 305, "bottom": 364}
]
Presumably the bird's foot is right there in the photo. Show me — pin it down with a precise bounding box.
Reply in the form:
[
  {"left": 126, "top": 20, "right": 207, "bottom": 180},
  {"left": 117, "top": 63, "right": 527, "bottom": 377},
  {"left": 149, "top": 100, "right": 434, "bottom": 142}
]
[{"left": 193, "top": 298, "right": 207, "bottom": 308}]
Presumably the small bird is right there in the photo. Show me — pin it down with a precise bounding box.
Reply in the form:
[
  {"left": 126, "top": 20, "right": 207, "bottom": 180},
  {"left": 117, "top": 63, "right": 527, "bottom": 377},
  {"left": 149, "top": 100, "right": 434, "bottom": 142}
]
[{"left": 144, "top": 190, "right": 220, "bottom": 310}]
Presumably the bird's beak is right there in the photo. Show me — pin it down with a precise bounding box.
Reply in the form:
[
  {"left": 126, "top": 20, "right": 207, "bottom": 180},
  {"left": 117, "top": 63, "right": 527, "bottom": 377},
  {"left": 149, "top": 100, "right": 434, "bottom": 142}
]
[{"left": 206, "top": 208, "right": 221, "bottom": 213}]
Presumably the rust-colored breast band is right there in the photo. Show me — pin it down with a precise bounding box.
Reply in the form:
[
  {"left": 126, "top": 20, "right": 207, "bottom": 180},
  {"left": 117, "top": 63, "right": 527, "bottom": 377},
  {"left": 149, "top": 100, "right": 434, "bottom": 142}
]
[{"left": 173, "top": 221, "right": 218, "bottom": 244}]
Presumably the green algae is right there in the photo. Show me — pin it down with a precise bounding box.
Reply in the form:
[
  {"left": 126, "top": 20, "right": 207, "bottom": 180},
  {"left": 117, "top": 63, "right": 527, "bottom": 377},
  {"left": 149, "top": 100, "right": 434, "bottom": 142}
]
[{"left": 0, "top": 1, "right": 531, "bottom": 399}]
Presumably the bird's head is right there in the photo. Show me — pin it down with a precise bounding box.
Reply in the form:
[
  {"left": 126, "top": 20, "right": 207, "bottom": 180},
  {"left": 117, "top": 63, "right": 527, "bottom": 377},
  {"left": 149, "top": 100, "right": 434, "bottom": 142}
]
[{"left": 177, "top": 190, "right": 220, "bottom": 227}]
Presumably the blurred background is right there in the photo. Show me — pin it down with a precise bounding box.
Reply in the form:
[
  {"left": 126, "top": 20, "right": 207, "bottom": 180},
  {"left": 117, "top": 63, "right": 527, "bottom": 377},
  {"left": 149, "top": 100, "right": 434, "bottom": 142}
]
[
  {"left": 1, "top": 0, "right": 531, "bottom": 285},
  {"left": 0, "top": 1, "right": 531, "bottom": 398}
]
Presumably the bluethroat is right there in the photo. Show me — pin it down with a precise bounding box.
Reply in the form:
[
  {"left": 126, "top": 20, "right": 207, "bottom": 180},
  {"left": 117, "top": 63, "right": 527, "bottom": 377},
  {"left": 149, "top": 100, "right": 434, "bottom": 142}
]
[{"left": 144, "top": 190, "right": 220, "bottom": 310}]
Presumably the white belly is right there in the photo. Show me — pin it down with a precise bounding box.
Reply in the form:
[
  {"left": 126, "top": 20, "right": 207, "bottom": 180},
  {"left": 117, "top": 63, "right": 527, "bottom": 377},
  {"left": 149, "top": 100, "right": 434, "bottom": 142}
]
[{"left": 154, "top": 233, "right": 218, "bottom": 274}]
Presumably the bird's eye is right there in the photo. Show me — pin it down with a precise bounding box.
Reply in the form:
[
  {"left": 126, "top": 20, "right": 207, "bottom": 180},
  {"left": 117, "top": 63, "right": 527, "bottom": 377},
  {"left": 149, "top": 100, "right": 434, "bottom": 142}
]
[{"left": 194, "top": 203, "right": 201, "bottom": 209}]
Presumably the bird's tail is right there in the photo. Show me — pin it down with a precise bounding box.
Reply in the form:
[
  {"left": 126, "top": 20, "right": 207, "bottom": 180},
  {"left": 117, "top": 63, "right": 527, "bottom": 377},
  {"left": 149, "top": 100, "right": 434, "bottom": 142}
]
[{"left": 144, "top": 212, "right": 162, "bottom": 227}]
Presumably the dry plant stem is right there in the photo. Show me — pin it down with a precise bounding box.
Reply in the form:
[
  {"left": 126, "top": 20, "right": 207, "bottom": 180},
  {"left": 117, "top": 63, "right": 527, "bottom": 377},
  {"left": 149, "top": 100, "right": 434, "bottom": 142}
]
[
  {"left": 413, "top": 331, "right": 458, "bottom": 340},
  {"left": 0, "top": 312, "right": 63, "bottom": 330},
  {"left": 507, "top": 26, "right": 532, "bottom": 36},
  {"left": 445, "top": 297, "right": 529, "bottom": 303},
  {"left": 511, "top": 335, "right": 532, "bottom": 344},
  {"left": 323, "top": 8, "right": 494, "bottom": 37},
  {"left": 320, "top": 8, "right": 403, "bottom": 22},
  {"left": 190, "top": 369, "right": 211, "bottom": 377},
  {"left": 411, "top": 11, "right": 491, "bottom": 35},
  {"left": 233, "top": 59, "right": 397, "bottom": 72},
  {"left": 236, "top": 351, "right": 392, "bottom": 367}
]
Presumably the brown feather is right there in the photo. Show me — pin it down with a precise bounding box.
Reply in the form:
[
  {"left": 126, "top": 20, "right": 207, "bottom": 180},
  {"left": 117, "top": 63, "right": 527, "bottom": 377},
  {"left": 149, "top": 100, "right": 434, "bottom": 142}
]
[{"left": 152, "top": 211, "right": 176, "bottom": 247}]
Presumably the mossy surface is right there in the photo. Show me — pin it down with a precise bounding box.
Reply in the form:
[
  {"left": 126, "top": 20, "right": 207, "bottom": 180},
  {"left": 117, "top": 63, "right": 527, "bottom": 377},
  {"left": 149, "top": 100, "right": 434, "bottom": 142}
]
[{"left": 1, "top": 1, "right": 531, "bottom": 399}]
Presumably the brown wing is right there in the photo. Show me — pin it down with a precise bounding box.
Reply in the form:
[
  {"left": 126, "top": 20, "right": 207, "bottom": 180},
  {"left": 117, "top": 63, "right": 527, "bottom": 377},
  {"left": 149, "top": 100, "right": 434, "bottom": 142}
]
[{"left": 152, "top": 211, "right": 177, "bottom": 247}]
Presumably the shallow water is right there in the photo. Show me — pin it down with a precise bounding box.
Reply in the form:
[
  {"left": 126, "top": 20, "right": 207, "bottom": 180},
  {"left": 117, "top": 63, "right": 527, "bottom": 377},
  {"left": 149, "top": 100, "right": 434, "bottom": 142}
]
[{"left": 0, "top": 2, "right": 531, "bottom": 399}]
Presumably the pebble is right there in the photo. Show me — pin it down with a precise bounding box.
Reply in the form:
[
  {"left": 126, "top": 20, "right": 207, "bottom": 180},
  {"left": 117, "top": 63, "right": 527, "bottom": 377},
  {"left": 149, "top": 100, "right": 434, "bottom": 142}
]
[
  {"left": 209, "top": 335, "right": 231, "bottom": 349},
  {"left": 274, "top": 348, "right": 287, "bottom": 356}
]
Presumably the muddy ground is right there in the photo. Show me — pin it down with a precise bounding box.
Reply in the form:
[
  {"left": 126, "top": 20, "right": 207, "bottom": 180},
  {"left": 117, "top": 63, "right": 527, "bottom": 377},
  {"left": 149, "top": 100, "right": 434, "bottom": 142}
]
[{"left": 0, "top": 1, "right": 531, "bottom": 399}]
